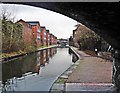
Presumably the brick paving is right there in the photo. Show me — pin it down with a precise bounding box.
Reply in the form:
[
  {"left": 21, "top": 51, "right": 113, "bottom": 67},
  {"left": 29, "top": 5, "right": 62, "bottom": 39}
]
[
  {"left": 66, "top": 83, "right": 114, "bottom": 92},
  {"left": 67, "top": 47, "right": 112, "bottom": 83},
  {"left": 66, "top": 47, "right": 114, "bottom": 92}
]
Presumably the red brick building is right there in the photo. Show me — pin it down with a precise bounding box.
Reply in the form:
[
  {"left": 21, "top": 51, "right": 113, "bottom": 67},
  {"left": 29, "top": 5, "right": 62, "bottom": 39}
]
[
  {"left": 49, "top": 34, "right": 57, "bottom": 45},
  {"left": 17, "top": 19, "right": 33, "bottom": 46},
  {"left": 52, "top": 35, "right": 57, "bottom": 45},
  {"left": 54, "top": 36, "right": 57, "bottom": 45},
  {"left": 26, "top": 21, "right": 41, "bottom": 47},
  {"left": 46, "top": 30, "right": 50, "bottom": 46},
  {"left": 53, "top": 35, "right": 55, "bottom": 45},
  {"left": 50, "top": 33, "right": 53, "bottom": 45},
  {"left": 40, "top": 26, "right": 46, "bottom": 46},
  {"left": 17, "top": 19, "right": 57, "bottom": 48}
]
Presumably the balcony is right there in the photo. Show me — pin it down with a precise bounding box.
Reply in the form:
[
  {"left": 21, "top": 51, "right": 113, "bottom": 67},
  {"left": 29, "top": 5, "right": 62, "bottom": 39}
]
[
  {"left": 37, "top": 36, "right": 41, "bottom": 39},
  {"left": 37, "top": 29, "right": 41, "bottom": 33}
]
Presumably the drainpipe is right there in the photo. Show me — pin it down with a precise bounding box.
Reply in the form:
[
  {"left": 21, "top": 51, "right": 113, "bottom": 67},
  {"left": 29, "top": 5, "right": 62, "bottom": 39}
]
[{"left": 112, "top": 49, "right": 120, "bottom": 90}]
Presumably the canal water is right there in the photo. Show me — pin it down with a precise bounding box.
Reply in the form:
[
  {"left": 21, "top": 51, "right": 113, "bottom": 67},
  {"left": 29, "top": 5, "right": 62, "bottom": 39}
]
[{"left": 2, "top": 48, "right": 78, "bottom": 92}]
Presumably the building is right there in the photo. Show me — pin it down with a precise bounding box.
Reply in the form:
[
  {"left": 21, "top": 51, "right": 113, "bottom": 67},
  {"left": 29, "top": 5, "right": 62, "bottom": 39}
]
[
  {"left": 49, "top": 34, "right": 57, "bottom": 45},
  {"left": 17, "top": 19, "right": 58, "bottom": 48},
  {"left": 53, "top": 36, "right": 57, "bottom": 45},
  {"left": 46, "top": 30, "right": 50, "bottom": 46},
  {"left": 52, "top": 35, "right": 55, "bottom": 45},
  {"left": 57, "top": 38, "right": 69, "bottom": 47},
  {"left": 26, "top": 21, "right": 41, "bottom": 47},
  {"left": 55, "top": 36, "right": 58, "bottom": 44},
  {"left": 40, "top": 26, "right": 46, "bottom": 46},
  {"left": 17, "top": 19, "right": 33, "bottom": 47},
  {"left": 50, "top": 33, "right": 53, "bottom": 45},
  {"left": 58, "top": 38, "right": 68, "bottom": 46}
]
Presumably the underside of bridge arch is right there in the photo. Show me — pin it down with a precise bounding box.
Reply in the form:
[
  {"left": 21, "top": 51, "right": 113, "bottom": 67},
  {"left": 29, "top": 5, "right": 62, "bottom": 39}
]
[{"left": 3, "top": 2, "right": 120, "bottom": 91}]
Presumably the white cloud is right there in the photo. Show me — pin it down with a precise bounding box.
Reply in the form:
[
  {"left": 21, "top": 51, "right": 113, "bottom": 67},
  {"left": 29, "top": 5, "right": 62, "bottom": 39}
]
[{"left": 0, "top": 4, "right": 77, "bottom": 39}]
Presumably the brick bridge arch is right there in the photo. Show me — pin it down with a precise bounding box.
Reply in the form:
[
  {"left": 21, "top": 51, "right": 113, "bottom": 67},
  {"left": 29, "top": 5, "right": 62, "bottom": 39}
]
[{"left": 2, "top": 2, "right": 120, "bottom": 90}]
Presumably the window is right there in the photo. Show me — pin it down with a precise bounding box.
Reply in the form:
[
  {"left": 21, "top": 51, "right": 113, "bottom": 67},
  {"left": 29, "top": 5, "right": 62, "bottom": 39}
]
[
  {"left": 37, "top": 29, "right": 41, "bottom": 33},
  {"left": 37, "top": 36, "right": 40, "bottom": 39}
]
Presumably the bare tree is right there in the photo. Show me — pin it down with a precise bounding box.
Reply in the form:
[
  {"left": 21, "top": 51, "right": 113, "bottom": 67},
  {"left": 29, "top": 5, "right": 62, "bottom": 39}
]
[{"left": 1, "top": 6, "right": 23, "bottom": 53}]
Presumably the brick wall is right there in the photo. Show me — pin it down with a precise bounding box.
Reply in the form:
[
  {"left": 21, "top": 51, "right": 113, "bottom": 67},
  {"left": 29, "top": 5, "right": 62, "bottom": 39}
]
[
  {"left": 32, "top": 24, "right": 41, "bottom": 47},
  {"left": 18, "top": 20, "right": 33, "bottom": 45},
  {"left": 41, "top": 27, "right": 46, "bottom": 46}
]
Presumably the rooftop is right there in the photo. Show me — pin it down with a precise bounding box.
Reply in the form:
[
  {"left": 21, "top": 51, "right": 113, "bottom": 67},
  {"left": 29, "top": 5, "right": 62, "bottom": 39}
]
[
  {"left": 26, "top": 21, "right": 40, "bottom": 26},
  {"left": 40, "top": 26, "right": 46, "bottom": 31},
  {"left": 46, "top": 30, "right": 49, "bottom": 33},
  {"left": 40, "top": 26, "right": 45, "bottom": 28}
]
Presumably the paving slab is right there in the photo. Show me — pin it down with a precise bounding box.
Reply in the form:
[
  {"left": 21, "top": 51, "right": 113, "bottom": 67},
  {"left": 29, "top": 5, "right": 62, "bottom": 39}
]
[
  {"left": 66, "top": 83, "right": 115, "bottom": 93},
  {"left": 66, "top": 47, "right": 114, "bottom": 92},
  {"left": 67, "top": 47, "right": 112, "bottom": 83}
]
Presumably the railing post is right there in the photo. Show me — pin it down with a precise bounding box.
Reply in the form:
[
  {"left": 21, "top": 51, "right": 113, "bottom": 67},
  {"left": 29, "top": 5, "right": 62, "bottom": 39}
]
[{"left": 112, "top": 49, "right": 120, "bottom": 90}]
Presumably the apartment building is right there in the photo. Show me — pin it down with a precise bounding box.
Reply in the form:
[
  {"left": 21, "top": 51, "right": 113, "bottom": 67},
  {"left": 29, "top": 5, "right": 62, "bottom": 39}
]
[
  {"left": 53, "top": 36, "right": 57, "bottom": 45},
  {"left": 17, "top": 19, "right": 33, "bottom": 46},
  {"left": 26, "top": 21, "right": 41, "bottom": 47},
  {"left": 17, "top": 19, "right": 57, "bottom": 48},
  {"left": 46, "top": 30, "right": 50, "bottom": 46},
  {"left": 40, "top": 26, "right": 46, "bottom": 46},
  {"left": 50, "top": 33, "right": 53, "bottom": 45}
]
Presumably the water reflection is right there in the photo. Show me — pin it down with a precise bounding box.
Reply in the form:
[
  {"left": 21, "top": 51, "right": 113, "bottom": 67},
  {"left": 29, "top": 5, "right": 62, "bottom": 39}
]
[
  {"left": 2, "top": 53, "right": 37, "bottom": 92},
  {"left": 35, "top": 52, "right": 41, "bottom": 74},
  {"left": 46, "top": 49, "right": 49, "bottom": 63},
  {"left": 40, "top": 50, "right": 45, "bottom": 66},
  {"left": 2, "top": 53, "right": 37, "bottom": 84},
  {"left": 2, "top": 48, "right": 77, "bottom": 92}
]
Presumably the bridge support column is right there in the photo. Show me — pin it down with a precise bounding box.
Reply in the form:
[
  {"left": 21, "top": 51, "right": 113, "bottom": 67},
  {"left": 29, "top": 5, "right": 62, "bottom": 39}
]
[{"left": 112, "top": 49, "right": 120, "bottom": 90}]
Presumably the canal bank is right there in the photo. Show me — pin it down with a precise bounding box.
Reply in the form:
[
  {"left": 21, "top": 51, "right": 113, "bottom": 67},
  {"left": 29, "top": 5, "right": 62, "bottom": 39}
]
[
  {"left": 2, "top": 45, "right": 58, "bottom": 62},
  {"left": 50, "top": 46, "right": 116, "bottom": 92}
]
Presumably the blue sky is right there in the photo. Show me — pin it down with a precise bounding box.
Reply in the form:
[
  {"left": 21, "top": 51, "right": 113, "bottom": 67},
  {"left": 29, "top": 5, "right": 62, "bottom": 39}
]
[{"left": 0, "top": 4, "right": 77, "bottom": 39}]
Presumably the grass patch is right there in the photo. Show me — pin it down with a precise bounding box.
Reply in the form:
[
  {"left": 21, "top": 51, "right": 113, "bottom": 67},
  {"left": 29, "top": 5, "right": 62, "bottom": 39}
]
[
  {"left": 2, "top": 50, "right": 26, "bottom": 58},
  {"left": 83, "top": 50, "right": 97, "bottom": 56},
  {"left": 55, "top": 78, "right": 67, "bottom": 84}
]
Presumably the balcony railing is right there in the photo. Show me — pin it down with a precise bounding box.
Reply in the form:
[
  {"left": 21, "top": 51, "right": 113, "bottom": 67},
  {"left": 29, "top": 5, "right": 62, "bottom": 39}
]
[{"left": 37, "top": 29, "right": 41, "bottom": 33}]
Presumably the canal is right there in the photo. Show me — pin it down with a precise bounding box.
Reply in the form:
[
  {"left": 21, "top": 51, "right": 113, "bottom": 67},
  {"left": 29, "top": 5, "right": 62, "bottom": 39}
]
[{"left": 2, "top": 47, "right": 78, "bottom": 92}]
